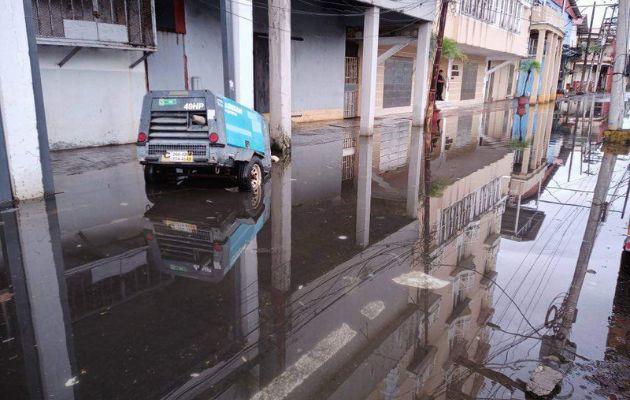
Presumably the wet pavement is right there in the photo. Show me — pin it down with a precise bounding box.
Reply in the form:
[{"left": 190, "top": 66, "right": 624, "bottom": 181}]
[{"left": 1, "top": 100, "right": 629, "bottom": 399}]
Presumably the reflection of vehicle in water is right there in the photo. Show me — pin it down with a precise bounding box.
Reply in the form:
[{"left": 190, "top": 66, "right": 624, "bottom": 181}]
[
  {"left": 144, "top": 182, "right": 270, "bottom": 282},
  {"left": 136, "top": 90, "right": 271, "bottom": 191}
]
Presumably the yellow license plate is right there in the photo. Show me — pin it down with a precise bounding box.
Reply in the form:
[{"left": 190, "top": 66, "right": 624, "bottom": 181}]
[
  {"left": 161, "top": 150, "right": 193, "bottom": 162},
  {"left": 164, "top": 220, "right": 197, "bottom": 234}
]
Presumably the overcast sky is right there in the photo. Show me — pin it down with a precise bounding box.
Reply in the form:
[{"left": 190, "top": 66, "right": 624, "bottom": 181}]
[{"left": 576, "top": 0, "right": 618, "bottom": 28}]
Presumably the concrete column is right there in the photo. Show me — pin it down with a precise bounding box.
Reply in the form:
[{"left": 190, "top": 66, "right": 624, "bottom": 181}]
[
  {"left": 0, "top": 0, "right": 50, "bottom": 200},
  {"left": 538, "top": 34, "right": 552, "bottom": 102},
  {"left": 269, "top": 0, "right": 292, "bottom": 154},
  {"left": 546, "top": 35, "right": 560, "bottom": 100},
  {"left": 412, "top": 22, "right": 432, "bottom": 127},
  {"left": 529, "top": 29, "right": 547, "bottom": 104},
  {"left": 539, "top": 32, "right": 556, "bottom": 103},
  {"left": 359, "top": 7, "right": 380, "bottom": 136},
  {"left": 551, "top": 37, "right": 563, "bottom": 100},
  {"left": 233, "top": 0, "right": 254, "bottom": 108}
]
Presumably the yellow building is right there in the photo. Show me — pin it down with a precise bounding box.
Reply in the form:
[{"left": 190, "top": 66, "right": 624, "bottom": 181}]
[
  {"left": 437, "top": 0, "right": 531, "bottom": 106},
  {"left": 526, "top": 1, "right": 568, "bottom": 104}
]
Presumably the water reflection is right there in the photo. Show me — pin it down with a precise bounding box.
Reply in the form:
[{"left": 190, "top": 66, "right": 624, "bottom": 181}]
[{"left": 1, "top": 101, "right": 621, "bottom": 399}]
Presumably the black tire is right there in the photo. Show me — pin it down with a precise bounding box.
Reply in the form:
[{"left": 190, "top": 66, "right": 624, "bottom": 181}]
[
  {"left": 237, "top": 156, "right": 263, "bottom": 192},
  {"left": 144, "top": 165, "right": 172, "bottom": 184}
]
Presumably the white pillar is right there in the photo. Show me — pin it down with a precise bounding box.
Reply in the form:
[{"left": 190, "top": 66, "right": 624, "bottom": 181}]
[
  {"left": 269, "top": 0, "right": 292, "bottom": 152},
  {"left": 529, "top": 29, "right": 546, "bottom": 103},
  {"left": 233, "top": 0, "right": 254, "bottom": 108},
  {"left": 0, "top": 0, "right": 44, "bottom": 199},
  {"left": 412, "top": 22, "right": 432, "bottom": 126},
  {"left": 359, "top": 7, "right": 379, "bottom": 136},
  {"left": 541, "top": 34, "right": 558, "bottom": 102}
]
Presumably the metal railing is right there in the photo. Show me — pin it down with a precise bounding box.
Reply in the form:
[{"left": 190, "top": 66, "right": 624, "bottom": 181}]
[{"left": 458, "top": 0, "right": 523, "bottom": 33}]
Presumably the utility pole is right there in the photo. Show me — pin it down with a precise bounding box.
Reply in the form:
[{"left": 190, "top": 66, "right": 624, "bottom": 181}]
[{"left": 610, "top": 0, "right": 628, "bottom": 130}]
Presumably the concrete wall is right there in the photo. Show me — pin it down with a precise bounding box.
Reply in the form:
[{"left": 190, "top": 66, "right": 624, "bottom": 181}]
[
  {"left": 148, "top": 0, "right": 224, "bottom": 94},
  {"left": 291, "top": 15, "right": 345, "bottom": 119},
  {"left": 147, "top": 31, "right": 187, "bottom": 90},
  {"left": 184, "top": 0, "right": 225, "bottom": 95},
  {"left": 253, "top": 7, "right": 347, "bottom": 121},
  {"left": 39, "top": 46, "right": 146, "bottom": 149}
]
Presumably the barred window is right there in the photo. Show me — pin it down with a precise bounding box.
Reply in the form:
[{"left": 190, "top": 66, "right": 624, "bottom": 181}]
[{"left": 32, "top": 0, "right": 155, "bottom": 49}]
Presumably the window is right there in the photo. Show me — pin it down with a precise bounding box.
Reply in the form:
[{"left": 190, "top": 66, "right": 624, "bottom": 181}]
[
  {"left": 448, "top": 317, "right": 469, "bottom": 351},
  {"left": 460, "top": 63, "right": 479, "bottom": 100},
  {"left": 32, "top": 0, "right": 156, "bottom": 48},
  {"left": 453, "top": 271, "right": 474, "bottom": 308},
  {"left": 383, "top": 57, "right": 414, "bottom": 108}
]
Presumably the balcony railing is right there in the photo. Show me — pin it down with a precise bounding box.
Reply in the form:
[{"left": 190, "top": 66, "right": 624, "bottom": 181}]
[{"left": 458, "top": 0, "right": 523, "bottom": 34}]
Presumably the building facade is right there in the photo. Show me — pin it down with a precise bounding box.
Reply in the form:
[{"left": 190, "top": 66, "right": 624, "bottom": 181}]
[
  {"left": 436, "top": 0, "right": 531, "bottom": 107},
  {"left": 518, "top": 0, "right": 582, "bottom": 103},
  {"left": 6, "top": 0, "right": 436, "bottom": 150}
]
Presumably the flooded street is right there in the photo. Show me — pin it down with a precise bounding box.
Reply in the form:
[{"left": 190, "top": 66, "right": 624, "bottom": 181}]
[{"left": 1, "top": 100, "right": 628, "bottom": 399}]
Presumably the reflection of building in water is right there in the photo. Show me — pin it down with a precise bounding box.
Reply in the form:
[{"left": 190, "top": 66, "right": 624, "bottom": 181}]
[
  {"left": 1, "top": 110, "right": 518, "bottom": 400},
  {"left": 408, "top": 157, "right": 510, "bottom": 399},
  {"left": 364, "top": 121, "right": 513, "bottom": 398},
  {"left": 503, "top": 103, "right": 557, "bottom": 240}
]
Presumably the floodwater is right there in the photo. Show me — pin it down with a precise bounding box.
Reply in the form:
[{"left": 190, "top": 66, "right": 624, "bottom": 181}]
[{"left": 0, "top": 99, "right": 628, "bottom": 399}]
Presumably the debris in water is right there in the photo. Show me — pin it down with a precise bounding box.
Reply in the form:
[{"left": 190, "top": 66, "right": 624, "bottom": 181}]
[
  {"left": 527, "top": 365, "right": 563, "bottom": 396},
  {"left": 271, "top": 155, "right": 280, "bottom": 163},
  {"left": 65, "top": 377, "right": 79, "bottom": 387},
  {"left": 392, "top": 271, "right": 450, "bottom": 289},
  {"left": 338, "top": 235, "right": 348, "bottom": 240},
  {"left": 587, "top": 269, "right": 597, "bottom": 274}
]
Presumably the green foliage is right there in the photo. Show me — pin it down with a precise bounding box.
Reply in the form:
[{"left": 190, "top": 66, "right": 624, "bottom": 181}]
[
  {"left": 429, "top": 178, "right": 451, "bottom": 197},
  {"left": 579, "top": 41, "right": 603, "bottom": 55},
  {"left": 442, "top": 38, "right": 467, "bottom": 61},
  {"left": 509, "top": 138, "right": 532, "bottom": 150},
  {"left": 519, "top": 59, "right": 542, "bottom": 73}
]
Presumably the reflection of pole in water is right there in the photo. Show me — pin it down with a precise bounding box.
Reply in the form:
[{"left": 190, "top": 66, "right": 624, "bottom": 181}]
[
  {"left": 560, "top": 153, "right": 617, "bottom": 340},
  {"left": 238, "top": 237, "right": 261, "bottom": 371},
  {"left": 271, "top": 160, "right": 292, "bottom": 292},
  {"left": 356, "top": 135, "right": 373, "bottom": 247},
  {"left": 270, "top": 160, "right": 292, "bottom": 373},
  {"left": 406, "top": 126, "right": 423, "bottom": 218},
  {"left": 568, "top": 100, "right": 581, "bottom": 182},
  {"left": 2, "top": 201, "right": 75, "bottom": 399}
]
